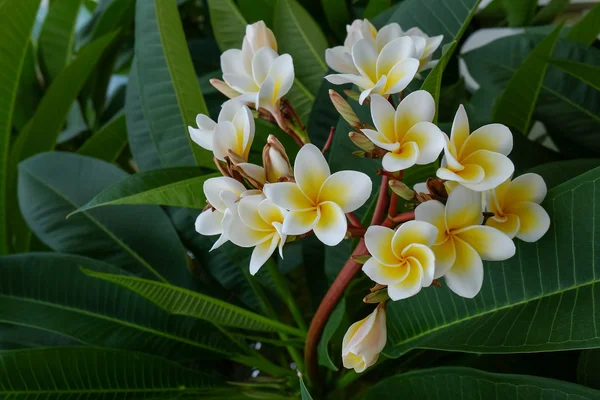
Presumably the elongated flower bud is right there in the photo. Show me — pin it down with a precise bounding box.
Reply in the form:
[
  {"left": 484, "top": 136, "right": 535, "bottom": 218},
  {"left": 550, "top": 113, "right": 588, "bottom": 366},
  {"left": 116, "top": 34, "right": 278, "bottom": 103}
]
[
  {"left": 349, "top": 132, "right": 375, "bottom": 152},
  {"left": 389, "top": 180, "right": 414, "bottom": 201},
  {"left": 342, "top": 304, "right": 387, "bottom": 373},
  {"left": 329, "top": 90, "right": 361, "bottom": 130},
  {"left": 263, "top": 135, "right": 293, "bottom": 182},
  {"left": 210, "top": 78, "right": 241, "bottom": 99}
]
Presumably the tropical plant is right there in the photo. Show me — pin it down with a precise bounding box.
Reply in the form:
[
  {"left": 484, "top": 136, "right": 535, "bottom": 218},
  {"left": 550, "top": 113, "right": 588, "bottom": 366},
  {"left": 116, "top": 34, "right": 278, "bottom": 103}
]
[{"left": 0, "top": 0, "right": 599, "bottom": 399}]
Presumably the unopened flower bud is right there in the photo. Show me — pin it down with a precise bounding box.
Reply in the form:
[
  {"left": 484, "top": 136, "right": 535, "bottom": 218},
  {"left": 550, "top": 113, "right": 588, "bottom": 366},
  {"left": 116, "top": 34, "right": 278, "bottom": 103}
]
[
  {"left": 342, "top": 304, "right": 387, "bottom": 373},
  {"left": 389, "top": 180, "right": 415, "bottom": 201},
  {"left": 349, "top": 132, "right": 375, "bottom": 152},
  {"left": 343, "top": 90, "right": 361, "bottom": 102},
  {"left": 227, "top": 150, "right": 266, "bottom": 188},
  {"left": 210, "top": 78, "right": 241, "bottom": 99},
  {"left": 329, "top": 90, "right": 361, "bottom": 130},
  {"left": 363, "top": 288, "right": 390, "bottom": 304},
  {"left": 263, "top": 135, "right": 293, "bottom": 182},
  {"left": 352, "top": 150, "right": 365, "bottom": 158}
]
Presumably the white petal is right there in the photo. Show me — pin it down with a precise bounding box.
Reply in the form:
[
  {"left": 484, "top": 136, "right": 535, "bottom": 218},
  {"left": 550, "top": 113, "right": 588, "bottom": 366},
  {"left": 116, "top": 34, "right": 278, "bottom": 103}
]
[
  {"left": 211, "top": 208, "right": 236, "bottom": 250},
  {"left": 423, "top": 35, "right": 443, "bottom": 58},
  {"left": 445, "top": 185, "right": 483, "bottom": 230},
  {"left": 352, "top": 39, "right": 378, "bottom": 82},
  {"left": 359, "top": 75, "right": 387, "bottom": 104},
  {"left": 363, "top": 257, "right": 409, "bottom": 286},
  {"left": 509, "top": 201, "right": 551, "bottom": 242},
  {"left": 486, "top": 213, "right": 520, "bottom": 239},
  {"left": 403, "top": 122, "right": 444, "bottom": 164},
  {"left": 237, "top": 163, "right": 266, "bottom": 184},
  {"left": 461, "top": 150, "right": 515, "bottom": 192},
  {"left": 313, "top": 201, "right": 347, "bottom": 246},
  {"left": 395, "top": 90, "right": 436, "bottom": 135},
  {"left": 258, "top": 198, "right": 286, "bottom": 226},
  {"left": 266, "top": 54, "right": 295, "bottom": 101},
  {"left": 376, "top": 23, "right": 402, "bottom": 51},
  {"left": 382, "top": 58, "right": 419, "bottom": 94},
  {"left": 414, "top": 200, "right": 448, "bottom": 244},
  {"left": 218, "top": 99, "right": 244, "bottom": 123},
  {"left": 444, "top": 237, "right": 483, "bottom": 298},
  {"left": 252, "top": 46, "right": 278, "bottom": 85},
  {"left": 246, "top": 21, "right": 277, "bottom": 53},
  {"left": 376, "top": 37, "right": 416, "bottom": 77},
  {"left": 318, "top": 171, "right": 372, "bottom": 213},
  {"left": 257, "top": 76, "right": 277, "bottom": 113},
  {"left": 432, "top": 236, "right": 456, "bottom": 279},
  {"left": 436, "top": 165, "right": 485, "bottom": 186},
  {"left": 221, "top": 49, "right": 247, "bottom": 76},
  {"left": 505, "top": 173, "right": 547, "bottom": 205},
  {"left": 223, "top": 73, "right": 258, "bottom": 93},
  {"left": 413, "top": 182, "right": 429, "bottom": 194},
  {"left": 263, "top": 182, "right": 315, "bottom": 211},
  {"left": 188, "top": 114, "right": 216, "bottom": 151},
  {"left": 392, "top": 220, "right": 438, "bottom": 256},
  {"left": 454, "top": 225, "right": 516, "bottom": 261},
  {"left": 282, "top": 209, "right": 320, "bottom": 235},
  {"left": 364, "top": 225, "right": 399, "bottom": 266},
  {"left": 195, "top": 209, "right": 223, "bottom": 236},
  {"left": 231, "top": 105, "right": 255, "bottom": 157},
  {"left": 387, "top": 258, "right": 424, "bottom": 300},
  {"left": 382, "top": 142, "right": 419, "bottom": 172},
  {"left": 249, "top": 233, "right": 279, "bottom": 275},
  {"left": 460, "top": 123, "right": 513, "bottom": 159},
  {"left": 402, "top": 244, "right": 435, "bottom": 286},
  {"left": 238, "top": 195, "right": 272, "bottom": 231},
  {"left": 410, "top": 36, "right": 427, "bottom": 59},
  {"left": 370, "top": 94, "right": 396, "bottom": 140},
  {"left": 441, "top": 134, "right": 464, "bottom": 171},
  {"left": 326, "top": 47, "right": 358, "bottom": 74},
  {"left": 229, "top": 217, "right": 272, "bottom": 247},
  {"left": 203, "top": 177, "right": 245, "bottom": 212},
  {"left": 212, "top": 121, "right": 240, "bottom": 161},
  {"left": 272, "top": 221, "right": 286, "bottom": 258},
  {"left": 361, "top": 128, "right": 400, "bottom": 152},
  {"left": 450, "top": 105, "right": 470, "bottom": 153},
  {"left": 294, "top": 144, "right": 330, "bottom": 202},
  {"left": 325, "top": 73, "right": 372, "bottom": 89}
]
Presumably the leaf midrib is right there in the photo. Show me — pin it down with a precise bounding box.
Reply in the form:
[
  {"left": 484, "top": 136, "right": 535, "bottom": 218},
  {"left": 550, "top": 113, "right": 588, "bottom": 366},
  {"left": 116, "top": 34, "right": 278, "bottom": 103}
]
[{"left": 281, "top": 0, "right": 326, "bottom": 71}]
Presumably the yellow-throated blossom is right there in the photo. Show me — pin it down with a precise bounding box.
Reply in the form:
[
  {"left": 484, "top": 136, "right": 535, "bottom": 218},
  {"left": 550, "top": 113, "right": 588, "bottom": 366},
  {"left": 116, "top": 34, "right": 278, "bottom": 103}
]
[
  {"left": 195, "top": 177, "right": 246, "bottom": 250},
  {"left": 213, "top": 21, "right": 294, "bottom": 115},
  {"left": 363, "top": 221, "right": 438, "bottom": 300},
  {"left": 415, "top": 185, "right": 515, "bottom": 298},
  {"left": 188, "top": 100, "right": 255, "bottom": 161},
  {"left": 486, "top": 173, "right": 550, "bottom": 242},
  {"left": 362, "top": 92, "right": 444, "bottom": 172},
  {"left": 264, "top": 144, "right": 372, "bottom": 246},
  {"left": 342, "top": 305, "right": 387, "bottom": 373},
  {"left": 437, "top": 105, "right": 514, "bottom": 191},
  {"left": 228, "top": 194, "right": 288, "bottom": 275},
  {"left": 404, "top": 27, "right": 443, "bottom": 71}
]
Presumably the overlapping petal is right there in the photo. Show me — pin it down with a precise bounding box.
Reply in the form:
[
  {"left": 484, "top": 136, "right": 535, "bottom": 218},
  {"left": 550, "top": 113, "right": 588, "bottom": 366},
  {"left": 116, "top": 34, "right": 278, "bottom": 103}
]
[
  {"left": 282, "top": 209, "right": 320, "bottom": 235},
  {"left": 444, "top": 185, "right": 483, "bottom": 230},
  {"left": 313, "top": 201, "right": 347, "bottom": 246},
  {"left": 454, "top": 225, "right": 515, "bottom": 261},
  {"left": 364, "top": 226, "right": 398, "bottom": 266},
  {"left": 443, "top": 237, "right": 483, "bottom": 298},
  {"left": 203, "top": 177, "right": 246, "bottom": 212},
  {"left": 263, "top": 182, "right": 314, "bottom": 210},
  {"left": 294, "top": 144, "right": 331, "bottom": 202},
  {"left": 508, "top": 201, "right": 551, "bottom": 242},
  {"left": 319, "top": 171, "right": 372, "bottom": 213}
]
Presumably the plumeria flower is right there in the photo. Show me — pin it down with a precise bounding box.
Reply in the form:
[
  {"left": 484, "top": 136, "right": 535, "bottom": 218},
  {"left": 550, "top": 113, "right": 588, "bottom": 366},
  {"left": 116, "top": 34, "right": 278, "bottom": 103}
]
[
  {"left": 325, "top": 35, "right": 420, "bottom": 104},
  {"left": 213, "top": 21, "right": 294, "bottom": 115},
  {"left": 228, "top": 194, "right": 288, "bottom": 275},
  {"left": 404, "top": 27, "right": 443, "bottom": 71},
  {"left": 195, "top": 177, "right": 246, "bottom": 250},
  {"left": 363, "top": 221, "right": 438, "bottom": 300},
  {"left": 362, "top": 92, "right": 444, "bottom": 172},
  {"left": 415, "top": 185, "right": 516, "bottom": 298},
  {"left": 188, "top": 100, "right": 255, "bottom": 162},
  {"left": 486, "top": 174, "right": 550, "bottom": 242},
  {"left": 437, "top": 105, "right": 515, "bottom": 191},
  {"left": 264, "top": 144, "right": 372, "bottom": 246},
  {"left": 342, "top": 305, "right": 387, "bottom": 373}
]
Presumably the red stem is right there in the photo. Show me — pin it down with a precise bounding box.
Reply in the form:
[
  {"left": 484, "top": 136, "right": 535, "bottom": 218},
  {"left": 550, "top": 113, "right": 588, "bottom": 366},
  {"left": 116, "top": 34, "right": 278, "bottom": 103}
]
[
  {"left": 388, "top": 192, "right": 399, "bottom": 218},
  {"left": 347, "top": 227, "right": 367, "bottom": 237},
  {"left": 370, "top": 176, "right": 389, "bottom": 226},
  {"left": 322, "top": 127, "right": 335, "bottom": 154},
  {"left": 346, "top": 212, "right": 363, "bottom": 228},
  {"left": 390, "top": 210, "right": 415, "bottom": 224}
]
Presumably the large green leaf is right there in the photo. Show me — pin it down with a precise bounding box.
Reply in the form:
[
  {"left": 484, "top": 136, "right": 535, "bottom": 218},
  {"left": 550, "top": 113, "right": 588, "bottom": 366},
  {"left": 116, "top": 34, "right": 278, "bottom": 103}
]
[
  {"left": 565, "top": 3, "right": 600, "bottom": 45},
  {"left": 0, "top": 347, "right": 220, "bottom": 399},
  {"left": 73, "top": 167, "right": 219, "bottom": 213},
  {"left": 299, "top": 375, "right": 314, "bottom": 400},
  {"left": 0, "top": 0, "right": 40, "bottom": 254},
  {"left": 275, "top": 0, "right": 328, "bottom": 95},
  {"left": 18, "top": 152, "right": 192, "bottom": 287},
  {"left": 503, "top": 0, "right": 537, "bottom": 26},
  {"left": 527, "top": 159, "right": 600, "bottom": 190},
  {"left": 578, "top": 349, "right": 600, "bottom": 390},
  {"left": 206, "top": 0, "right": 247, "bottom": 51},
  {"left": 0, "top": 324, "right": 78, "bottom": 350},
  {"left": 363, "top": 367, "right": 600, "bottom": 399},
  {"left": 77, "top": 113, "right": 128, "bottom": 162},
  {"left": 463, "top": 35, "right": 600, "bottom": 156},
  {"left": 548, "top": 58, "right": 600, "bottom": 91},
  {"left": 38, "top": 0, "right": 83, "bottom": 82},
  {"left": 364, "top": 0, "right": 392, "bottom": 19},
  {"left": 130, "top": 0, "right": 212, "bottom": 171},
  {"left": 532, "top": 0, "right": 570, "bottom": 25},
  {"left": 493, "top": 25, "right": 562, "bottom": 134},
  {"left": 84, "top": 269, "right": 305, "bottom": 337},
  {"left": 321, "top": 0, "right": 351, "bottom": 39},
  {"left": 421, "top": 41, "right": 458, "bottom": 123},
  {"left": 238, "top": 0, "right": 275, "bottom": 26},
  {"left": 0, "top": 252, "right": 240, "bottom": 360},
  {"left": 318, "top": 297, "right": 346, "bottom": 371},
  {"left": 385, "top": 166, "right": 600, "bottom": 358}
]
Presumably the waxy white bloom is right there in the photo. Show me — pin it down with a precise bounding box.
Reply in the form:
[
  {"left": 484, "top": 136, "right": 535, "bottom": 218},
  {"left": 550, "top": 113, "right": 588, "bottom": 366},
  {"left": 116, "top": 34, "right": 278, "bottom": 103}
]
[
  {"left": 195, "top": 177, "right": 246, "bottom": 250},
  {"left": 218, "top": 21, "right": 294, "bottom": 115},
  {"left": 264, "top": 144, "right": 372, "bottom": 246},
  {"left": 486, "top": 174, "right": 550, "bottom": 242},
  {"left": 437, "top": 105, "right": 514, "bottom": 192},
  {"left": 362, "top": 92, "right": 444, "bottom": 172},
  {"left": 228, "top": 194, "right": 288, "bottom": 275},
  {"left": 403, "top": 27, "right": 443, "bottom": 71},
  {"left": 325, "top": 19, "right": 378, "bottom": 74},
  {"left": 363, "top": 221, "right": 438, "bottom": 300},
  {"left": 188, "top": 100, "right": 255, "bottom": 162},
  {"left": 415, "top": 185, "right": 516, "bottom": 298},
  {"left": 325, "top": 35, "right": 420, "bottom": 104},
  {"left": 342, "top": 305, "right": 387, "bottom": 373}
]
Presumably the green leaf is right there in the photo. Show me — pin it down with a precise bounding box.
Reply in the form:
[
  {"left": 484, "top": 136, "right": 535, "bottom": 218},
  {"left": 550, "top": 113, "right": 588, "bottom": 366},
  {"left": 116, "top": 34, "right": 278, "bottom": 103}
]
[
  {"left": 318, "top": 297, "right": 346, "bottom": 371},
  {"left": 503, "top": 0, "right": 537, "bottom": 26},
  {"left": 0, "top": 347, "right": 220, "bottom": 399},
  {"left": 420, "top": 41, "right": 458, "bottom": 124},
  {"left": 384, "top": 166, "right": 600, "bottom": 358},
  {"left": 18, "top": 152, "right": 193, "bottom": 287},
  {"left": 527, "top": 159, "right": 600, "bottom": 190},
  {"left": 299, "top": 374, "right": 314, "bottom": 400},
  {"left": 493, "top": 24, "right": 562, "bottom": 134},
  {"left": 38, "top": 0, "right": 83, "bottom": 82},
  {"left": 206, "top": 0, "right": 247, "bottom": 51},
  {"left": 322, "top": 0, "right": 351, "bottom": 38},
  {"left": 238, "top": 0, "right": 275, "bottom": 26},
  {"left": 532, "top": 0, "right": 570, "bottom": 25},
  {"left": 364, "top": 0, "right": 392, "bottom": 19},
  {"left": 578, "top": 350, "right": 600, "bottom": 390},
  {"left": 547, "top": 58, "right": 600, "bottom": 91},
  {"left": 275, "top": 0, "right": 328, "bottom": 95},
  {"left": 363, "top": 367, "right": 600, "bottom": 399},
  {"left": 83, "top": 269, "right": 306, "bottom": 337},
  {"left": 73, "top": 167, "right": 219, "bottom": 214},
  {"left": 566, "top": 3, "right": 600, "bottom": 45},
  {"left": 0, "top": 252, "right": 240, "bottom": 360},
  {"left": 0, "top": 0, "right": 40, "bottom": 254},
  {"left": 77, "top": 113, "right": 128, "bottom": 162}
]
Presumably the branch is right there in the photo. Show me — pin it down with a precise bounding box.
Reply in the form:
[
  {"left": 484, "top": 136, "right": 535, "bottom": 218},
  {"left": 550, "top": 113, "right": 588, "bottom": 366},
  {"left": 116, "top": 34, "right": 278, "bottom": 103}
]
[{"left": 370, "top": 176, "right": 389, "bottom": 225}]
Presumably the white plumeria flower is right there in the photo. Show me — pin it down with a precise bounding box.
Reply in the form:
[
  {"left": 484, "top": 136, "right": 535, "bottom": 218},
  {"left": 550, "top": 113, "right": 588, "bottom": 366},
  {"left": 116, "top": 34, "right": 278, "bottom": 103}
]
[
  {"left": 325, "top": 35, "right": 420, "bottom": 104},
  {"left": 188, "top": 100, "right": 255, "bottom": 161},
  {"left": 404, "top": 27, "right": 443, "bottom": 72},
  {"left": 437, "top": 105, "right": 515, "bottom": 192},
  {"left": 486, "top": 173, "right": 550, "bottom": 242},
  {"left": 264, "top": 144, "right": 372, "bottom": 246},
  {"left": 362, "top": 92, "right": 445, "bottom": 172},
  {"left": 415, "top": 185, "right": 516, "bottom": 298},
  {"left": 228, "top": 194, "right": 288, "bottom": 275},
  {"left": 342, "top": 305, "right": 386, "bottom": 373},
  {"left": 195, "top": 177, "right": 246, "bottom": 250},
  {"left": 218, "top": 21, "right": 294, "bottom": 115},
  {"left": 363, "top": 221, "right": 438, "bottom": 300}
]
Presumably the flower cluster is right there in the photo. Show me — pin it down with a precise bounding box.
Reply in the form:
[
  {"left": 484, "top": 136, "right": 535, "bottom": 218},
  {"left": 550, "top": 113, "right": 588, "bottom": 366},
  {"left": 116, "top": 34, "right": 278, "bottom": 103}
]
[{"left": 188, "top": 18, "right": 551, "bottom": 377}]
